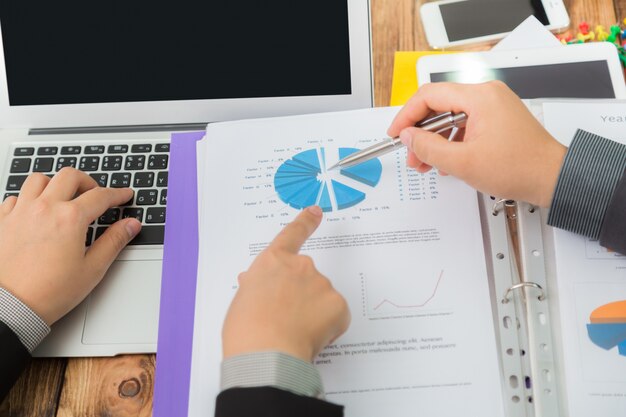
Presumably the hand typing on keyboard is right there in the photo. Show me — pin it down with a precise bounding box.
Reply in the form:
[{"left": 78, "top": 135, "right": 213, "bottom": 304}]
[{"left": 0, "top": 168, "right": 141, "bottom": 325}]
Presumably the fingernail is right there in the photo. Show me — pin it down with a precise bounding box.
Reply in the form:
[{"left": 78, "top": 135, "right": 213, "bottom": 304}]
[
  {"left": 125, "top": 219, "right": 142, "bottom": 238},
  {"left": 400, "top": 129, "right": 413, "bottom": 150},
  {"left": 307, "top": 205, "right": 323, "bottom": 217}
]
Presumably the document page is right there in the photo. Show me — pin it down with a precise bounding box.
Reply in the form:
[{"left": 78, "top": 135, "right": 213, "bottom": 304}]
[
  {"left": 543, "top": 102, "right": 626, "bottom": 417},
  {"left": 188, "top": 107, "right": 505, "bottom": 416}
]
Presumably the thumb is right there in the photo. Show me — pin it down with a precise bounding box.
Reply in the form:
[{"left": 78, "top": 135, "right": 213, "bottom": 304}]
[
  {"left": 86, "top": 218, "right": 142, "bottom": 277},
  {"left": 400, "top": 127, "right": 464, "bottom": 175}
]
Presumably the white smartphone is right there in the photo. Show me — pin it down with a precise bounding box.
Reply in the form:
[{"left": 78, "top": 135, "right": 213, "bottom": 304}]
[{"left": 420, "top": 0, "right": 570, "bottom": 49}]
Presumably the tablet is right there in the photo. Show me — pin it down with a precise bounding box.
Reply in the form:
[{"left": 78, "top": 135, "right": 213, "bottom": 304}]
[{"left": 417, "top": 43, "right": 626, "bottom": 99}]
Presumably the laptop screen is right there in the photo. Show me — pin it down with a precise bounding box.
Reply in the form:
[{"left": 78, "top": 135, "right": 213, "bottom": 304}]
[{"left": 0, "top": 1, "right": 352, "bottom": 106}]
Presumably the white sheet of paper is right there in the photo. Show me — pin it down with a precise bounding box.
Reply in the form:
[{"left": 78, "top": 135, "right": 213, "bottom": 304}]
[
  {"left": 543, "top": 101, "right": 626, "bottom": 417},
  {"left": 188, "top": 107, "right": 505, "bottom": 416},
  {"left": 492, "top": 16, "right": 562, "bottom": 52}
]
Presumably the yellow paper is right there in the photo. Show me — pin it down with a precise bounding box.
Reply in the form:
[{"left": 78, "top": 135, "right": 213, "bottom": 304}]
[{"left": 390, "top": 51, "right": 458, "bottom": 106}]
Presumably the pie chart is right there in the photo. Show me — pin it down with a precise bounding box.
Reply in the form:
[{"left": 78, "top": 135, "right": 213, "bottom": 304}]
[
  {"left": 586, "top": 300, "right": 626, "bottom": 356},
  {"left": 274, "top": 148, "right": 382, "bottom": 212}
]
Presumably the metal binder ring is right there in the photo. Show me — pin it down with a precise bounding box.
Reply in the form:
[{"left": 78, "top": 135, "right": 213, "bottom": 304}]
[
  {"left": 492, "top": 199, "right": 507, "bottom": 216},
  {"left": 501, "top": 282, "right": 546, "bottom": 304}
]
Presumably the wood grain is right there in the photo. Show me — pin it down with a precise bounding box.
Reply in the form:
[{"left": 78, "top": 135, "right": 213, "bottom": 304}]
[
  {"left": 56, "top": 355, "right": 155, "bottom": 417},
  {"left": 371, "top": 0, "right": 416, "bottom": 106},
  {"left": 4, "top": 2, "right": 622, "bottom": 416},
  {"left": 0, "top": 359, "right": 66, "bottom": 417},
  {"left": 615, "top": 0, "right": 626, "bottom": 23},
  {"left": 563, "top": 0, "right": 617, "bottom": 34}
]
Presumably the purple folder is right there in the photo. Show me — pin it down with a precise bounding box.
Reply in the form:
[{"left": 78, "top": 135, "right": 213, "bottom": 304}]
[{"left": 153, "top": 131, "right": 205, "bottom": 417}]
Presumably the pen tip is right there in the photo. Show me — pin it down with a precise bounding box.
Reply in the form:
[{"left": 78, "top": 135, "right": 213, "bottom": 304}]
[{"left": 327, "top": 163, "right": 339, "bottom": 171}]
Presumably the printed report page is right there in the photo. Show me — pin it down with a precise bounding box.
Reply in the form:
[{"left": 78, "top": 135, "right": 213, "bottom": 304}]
[
  {"left": 543, "top": 102, "right": 626, "bottom": 417},
  {"left": 188, "top": 107, "right": 505, "bottom": 416}
]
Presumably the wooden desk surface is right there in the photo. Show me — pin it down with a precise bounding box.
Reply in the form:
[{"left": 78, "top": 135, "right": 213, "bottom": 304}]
[{"left": 2, "top": 1, "right": 625, "bottom": 416}]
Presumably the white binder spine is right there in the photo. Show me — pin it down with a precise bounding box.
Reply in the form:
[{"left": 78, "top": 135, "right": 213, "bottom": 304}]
[
  {"left": 482, "top": 194, "right": 533, "bottom": 417},
  {"left": 516, "top": 202, "right": 561, "bottom": 416}
]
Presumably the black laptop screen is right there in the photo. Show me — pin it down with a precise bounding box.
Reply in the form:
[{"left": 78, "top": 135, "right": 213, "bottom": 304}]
[{"left": 0, "top": 1, "right": 352, "bottom": 106}]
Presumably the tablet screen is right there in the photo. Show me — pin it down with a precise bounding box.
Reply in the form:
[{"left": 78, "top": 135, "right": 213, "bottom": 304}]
[{"left": 430, "top": 61, "right": 615, "bottom": 99}]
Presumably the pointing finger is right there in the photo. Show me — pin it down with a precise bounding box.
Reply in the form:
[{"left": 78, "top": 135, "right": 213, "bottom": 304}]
[{"left": 270, "top": 206, "right": 323, "bottom": 254}]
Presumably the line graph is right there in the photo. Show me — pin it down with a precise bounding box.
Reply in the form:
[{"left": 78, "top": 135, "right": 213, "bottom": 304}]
[
  {"left": 373, "top": 270, "right": 444, "bottom": 311},
  {"left": 360, "top": 269, "right": 451, "bottom": 319}
]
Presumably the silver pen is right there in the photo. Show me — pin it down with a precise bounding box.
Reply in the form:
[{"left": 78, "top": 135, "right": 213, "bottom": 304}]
[{"left": 327, "top": 111, "right": 468, "bottom": 170}]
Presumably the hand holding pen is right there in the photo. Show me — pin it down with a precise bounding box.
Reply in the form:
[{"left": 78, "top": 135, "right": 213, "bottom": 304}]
[
  {"left": 388, "top": 81, "right": 567, "bottom": 208},
  {"left": 329, "top": 112, "right": 467, "bottom": 170}
]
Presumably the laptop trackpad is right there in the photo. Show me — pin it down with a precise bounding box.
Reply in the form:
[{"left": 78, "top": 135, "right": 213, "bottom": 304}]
[{"left": 82, "top": 260, "right": 161, "bottom": 345}]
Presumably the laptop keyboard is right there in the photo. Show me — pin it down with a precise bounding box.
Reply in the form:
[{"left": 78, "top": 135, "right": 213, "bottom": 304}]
[{"left": 5, "top": 141, "right": 170, "bottom": 247}]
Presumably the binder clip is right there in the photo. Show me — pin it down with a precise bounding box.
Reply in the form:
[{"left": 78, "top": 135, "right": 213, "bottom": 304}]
[{"left": 502, "top": 282, "right": 546, "bottom": 304}]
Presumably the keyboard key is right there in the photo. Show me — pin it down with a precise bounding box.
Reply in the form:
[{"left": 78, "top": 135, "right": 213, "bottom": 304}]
[
  {"left": 125, "top": 155, "right": 145, "bottom": 170},
  {"left": 89, "top": 173, "right": 109, "bottom": 187},
  {"left": 61, "top": 146, "right": 82, "bottom": 155},
  {"left": 155, "top": 172, "right": 169, "bottom": 189},
  {"left": 136, "top": 189, "right": 158, "bottom": 205},
  {"left": 110, "top": 173, "right": 131, "bottom": 188},
  {"left": 56, "top": 157, "right": 77, "bottom": 171},
  {"left": 128, "top": 225, "right": 165, "bottom": 245},
  {"left": 14, "top": 147, "right": 35, "bottom": 156},
  {"left": 33, "top": 158, "right": 54, "bottom": 172},
  {"left": 134, "top": 172, "right": 154, "bottom": 188},
  {"left": 108, "top": 144, "right": 129, "bottom": 154},
  {"left": 10, "top": 158, "right": 31, "bottom": 173},
  {"left": 148, "top": 154, "right": 168, "bottom": 170},
  {"left": 122, "top": 208, "right": 144, "bottom": 222},
  {"left": 160, "top": 189, "right": 167, "bottom": 205},
  {"left": 155, "top": 144, "right": 170, "bottom": 153},
  {"left": 7, "top": 176, "right": 28, "bottom": 191},
  {"left": 79, "top": 157, "right": 100, "bottom": 172},
  {"left": 4, "top": 193, "right": 18, "bottom": 201},
  {"left": 95, "top": 227, "right": 108, "bottom": 240},
  {"left": 131, "top": 144, "right": 152, "bottom": 153},
  {"left": 98, "top": 208, "right": 120, "bottom": 225},
  {"left": 102, "top": 156, "right": 123, "bottom": 171},
  {"left": 156, "top": 171, "right": 168, "bottom": 187},
  {"left": 86, "top": 227, "right": 94, "bottom": 247},
  {"left": 37, "top": 147, "right": 58, "bottom": 156},
  {"left": 85, "top": 146, "right": 105, "bottom": 154},
  {"left": 146, "top": 207, "right": 166, "bottom": 224}
]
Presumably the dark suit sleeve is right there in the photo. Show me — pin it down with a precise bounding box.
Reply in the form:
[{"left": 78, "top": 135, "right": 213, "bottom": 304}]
[
  {"left": 0, "top": 321, "right": 31, "bottom": 402},
  {"left": 599, "top": 170, "right": 626, "bottom": 254},
  {"left": 548, "top": 130, "right": 626, "bottom": 254},
  {"left": 215, "top": 387, "right": 344, "bottom": 417}
]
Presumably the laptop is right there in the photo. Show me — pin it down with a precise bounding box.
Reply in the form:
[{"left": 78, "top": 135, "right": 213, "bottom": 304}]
[{"left": 0, "top": 0, "right": 373, "bottom": 357}]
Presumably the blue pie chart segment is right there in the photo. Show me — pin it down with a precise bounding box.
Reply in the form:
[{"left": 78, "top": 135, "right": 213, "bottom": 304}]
[
  {"left": 332, "top": 180, "right": 366, "bottom": 210},
  {"left": 274, "top": 147, "right": 382, "bottom": 212},
  {"left": 275, "top": 163, "right": 318, "bottom": 178},
  {"left": 318, "top": 183, "right": 333, "bottom": 212},
  {"left": 586, "top": 323, "right": 626, "bottom": 351},
  {"left": 292, "top": 149, "right": 322, "bottom": 172},
  {"left": 339, "top": 147, "right": 383, "bottom": 187}
]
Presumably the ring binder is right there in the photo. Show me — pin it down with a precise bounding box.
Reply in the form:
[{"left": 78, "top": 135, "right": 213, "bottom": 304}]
[
  {"left": 501, "top": 282, "right": 546, "bottom": 304},
  {"left": 492, "top": 198, "right": 507, "bottom": 216},
  {"left": 492, "top": 198, "right": 516, "bottom": 216}
]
